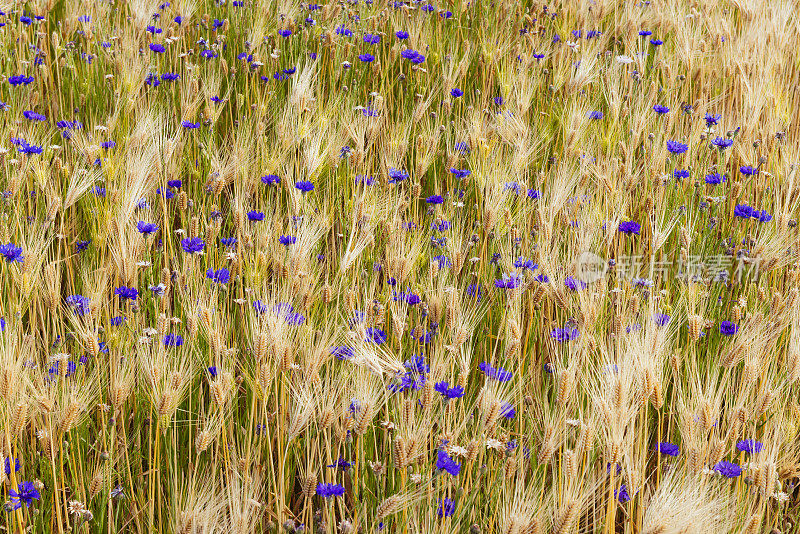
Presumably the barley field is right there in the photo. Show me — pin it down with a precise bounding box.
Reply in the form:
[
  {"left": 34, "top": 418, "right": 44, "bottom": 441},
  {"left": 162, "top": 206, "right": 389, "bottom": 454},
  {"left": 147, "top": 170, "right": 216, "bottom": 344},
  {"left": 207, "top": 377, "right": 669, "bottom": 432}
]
[{"left": 1, "top": 0, "right": 800, "bottom": 532}]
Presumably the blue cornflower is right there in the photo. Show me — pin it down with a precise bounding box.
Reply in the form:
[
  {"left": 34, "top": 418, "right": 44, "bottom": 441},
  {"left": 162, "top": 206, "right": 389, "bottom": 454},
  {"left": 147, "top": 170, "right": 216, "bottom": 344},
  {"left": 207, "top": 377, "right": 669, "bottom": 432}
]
[
  {"left": 206, "top": 268, "right": 231, "bottom": 284},
  {"left": 401, "top": 50, "right": 421, "bottom": 63},
  {"left": 653, "top": 313, "right": 671, "bottom": 327},
  {"left": 16, "top": 139, "right": 43, "bottom": 155},
  {"left": 615, "top": 484, "right": 631, "bottom": 503},
  {"left": 655, "top": 442, "right": 680, "bottom": 456},
  {"left": 404, "top": 354, "right": 429, "bottom": 374},
  {"left": 587, "top": 111, "right": 603, "bottom": 120},
  {"left": 713, "top": 461, "right": 742, "bottom": 478},
  {"left": 114, "top": 286, "right": 138, "bottom": 301},
  {"left": 316, "top": 483, "right": 345, "bottom": 498},
  {"left": 295, "top": 181, "right": 314, "bottom": 193},
  {"left": 494, "top": 272, "right": 522, "bottom": 289},
  {"left": 163, "top": 333, "right": 184, "bottom": 347},
  {"left": 8, "top": 481, "right": 40, "bottom": 510},
  {"left": 365, "top": 327, "right": 387, "bottom": 344},
  {"left": 740, "top": 165, "right": 758, "bottom": 175},
  {"left": 363, "top": 34, "right": 380, "bottom": 44},
  {"left": 149, "top": 43, "right": 166, "bottom": 53},
  {"left": 705, "top": 113, "right": 722, "bottom": 126},
  {"left": 650, "top": 39, "right": 663, "bottom": 46},
  {"left": 449, "top": 168, "right": 470, "bottom": 179},
  {"left": 388, "top": 168, "right": 409, "bottom": 184},
  {"left": 435, "top": 450, "right": 461, "bottom": 476},
  {"left": 65, "top": 295, "right": 91, "bottom": 316},
  {"left": 335, "top": 26, "right": 352, "bottom": 37},
  {"left": 247, "top": 211, "right": 265, "bottom": 222},
  {"left": 500, "top": 403, "right": 516, "bottom": 419},
  {"left": 710, "top": 137, "right": 733, "bottom": 150},
  {"left": 220, "top": 237, "right": 237, "bottom": 248},
  {"left": 181, "top": 120, "right": 200, "bottom": 129},
  {"left": 278, "top": 29, "right": 292, "bottom": 37},
  {"left": 426, "top": 195, "right": 444, "bottom": 205},
  {"left": 618, "top": 221, "right": 641, "bottom": 235},
  {"left": 327, "top": 458, "right": 353, "bottom": 470},
  {"left": 666, "top": 140, "right": 688, "bottom": 154},
  {"left": 466, "top": 283, "right": 483, "bottom": 301},
  {"left": 279, "top": 235, "right": 296, "bottom": 247},
  {"left": 330, "top": 346, "right": 354, "bottom": 360},
  {"left": 653, "top": 104, "right": 669, "bottom": 114},
  {"left": 704, "top": 173, "right": 726, "bottom": 185},
  {"left": 450, "top": 88, "right": 463, "bottom": 98},
  {"left": 137, "top": 221, "right": 159, "bottom": 235},
  {"left": 514, "top": 257, "right": 537, "bottom": 271},
  {"left": 4, "top": 457, "right": 21, "bottom": 475},
  {"left": 551, "top": 327, "right": 580, "bottom": 343},
  {"left": 23, "top": 110, "right": 46, "bottom": 121},
  {"left": 0, "top": 243, "right": 24, "bottom": 263},
  {"left": 734, "top": 204, "right": 755, "bottom": 219},
  {"left": 736, "top": 439, "right": 763, "bottom": 454},
  {"left": 434, "top": 381, "right": 465, "bottom": 399},
  {"left": 639, "top": 30, "right": 652, "bottom": 36},
  {"left": 181, "top": 237, "right": 205, "bottom": 254},
  {"left": 358, "top": 53, "right": 375, "bottom": 62},
  {"left": 478, "top": 362, "right": 512, "bottom": 382},
  {"left": 396, "top": 30, "right": 409, "bottom": 39},
  {"left": 261, "top": 174, "right": 280, "bottom": 185},
  {"left": 719, "top": 321, "right": 738, "bottom": 336},
  {"left": 9, "top": 75, "right": 35, "bottom": 86},
  {"left": 564, "top": 277, "right": 587, "bottom": 291},
  {"left": 437, "top": 497, "right": 455, "bottom": 517}
]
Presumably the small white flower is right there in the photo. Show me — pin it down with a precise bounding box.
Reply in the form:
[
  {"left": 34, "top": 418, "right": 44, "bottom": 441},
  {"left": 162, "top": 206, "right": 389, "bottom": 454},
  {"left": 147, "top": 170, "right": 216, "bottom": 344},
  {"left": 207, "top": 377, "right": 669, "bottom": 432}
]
[
  {"left": 409, "top": 473, "right": 422, "bottom": 484},
  {"left": 448, "top": 445, "right": 468, "bottom": 457},
  {"left": 616, "top": 55, "right": 634, "bottom": 64},
  {"left": 486, "top": 438, "right": 505, "bottom": 451},
  {"left": 381, "top": 420, "right": 396, "bottom": 431}
]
